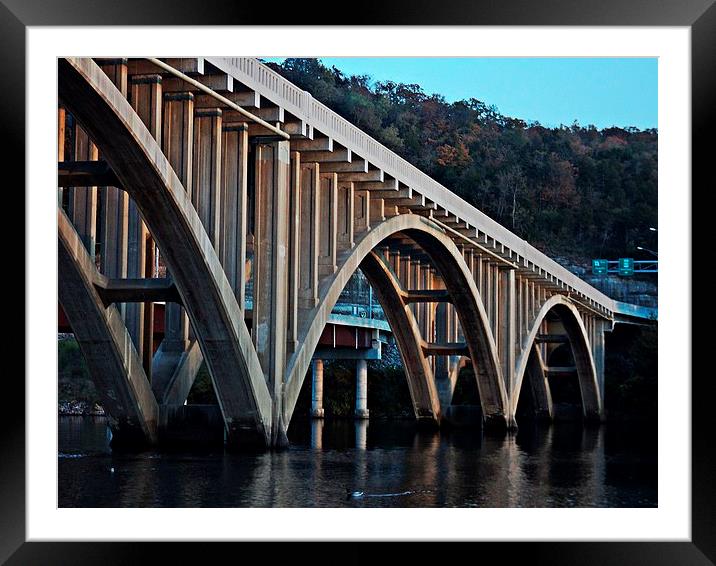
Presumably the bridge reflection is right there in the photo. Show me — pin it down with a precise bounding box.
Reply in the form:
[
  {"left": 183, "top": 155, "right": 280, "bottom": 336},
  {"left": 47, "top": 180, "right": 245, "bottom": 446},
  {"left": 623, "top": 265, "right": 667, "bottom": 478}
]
[{"left": 58, "top": 416, "right": 655, "bottom": 507}]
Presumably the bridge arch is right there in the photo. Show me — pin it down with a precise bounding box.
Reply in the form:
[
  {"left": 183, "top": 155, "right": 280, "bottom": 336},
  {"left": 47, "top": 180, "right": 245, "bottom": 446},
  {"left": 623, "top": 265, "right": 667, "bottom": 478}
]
[
  {"left": 512, "top": 295, "right": 602, "bottom": 421},
  {"left": 58, "top": 57, "right": 273, "bottom": 447},
  {"left": 58, "top": 209, "right": 159, "bottom": 445},
  {"left": 282, "top": 213, "right": 508, "bottom": 429}
]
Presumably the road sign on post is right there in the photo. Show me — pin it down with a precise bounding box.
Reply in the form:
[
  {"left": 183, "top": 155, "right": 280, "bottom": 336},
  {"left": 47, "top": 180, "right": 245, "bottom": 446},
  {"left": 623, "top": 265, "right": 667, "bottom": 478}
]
[
  {"left": 618, "top": 258, "right": 634, "bottom": 276},
  {"left": 592, "top": 259, "right": 608, "bottom": 275}
]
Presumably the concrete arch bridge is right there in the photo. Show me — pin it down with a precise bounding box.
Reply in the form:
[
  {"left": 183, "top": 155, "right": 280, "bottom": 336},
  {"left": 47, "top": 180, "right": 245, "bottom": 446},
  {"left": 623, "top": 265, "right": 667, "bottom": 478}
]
[{"left": 57, "top": 57, "right": 656, "bottom": 449}]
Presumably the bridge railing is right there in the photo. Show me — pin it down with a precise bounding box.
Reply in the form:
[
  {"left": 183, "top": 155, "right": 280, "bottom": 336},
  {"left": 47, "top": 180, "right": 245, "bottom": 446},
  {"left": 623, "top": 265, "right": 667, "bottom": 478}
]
[{"left": 208, "top": 57, "right": 620, "bottom": 317}]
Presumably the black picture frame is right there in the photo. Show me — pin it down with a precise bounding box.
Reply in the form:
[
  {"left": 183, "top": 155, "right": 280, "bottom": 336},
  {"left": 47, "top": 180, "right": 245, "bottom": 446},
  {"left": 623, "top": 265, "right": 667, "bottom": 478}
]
[{"left": 3, "top": 1, "right": 710, "bottom": 563}]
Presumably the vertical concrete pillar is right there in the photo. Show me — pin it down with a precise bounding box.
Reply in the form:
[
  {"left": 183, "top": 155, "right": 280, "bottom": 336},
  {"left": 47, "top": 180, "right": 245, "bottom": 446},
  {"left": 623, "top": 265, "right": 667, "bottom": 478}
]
[
  {"left": 253, "top": 140, "right": 291, "bottom": 443},
  {"left": 129, "top": 74, "right": 163, "bottom": 375},
  {"left": 484, "top": 262, "right": 493, "bottom": 328},
  {"left": 337, "top": 181, "right": 355, "bottom": 250},
  {"left": 369, "top": 196, "right": 385, "bottom": 224},
  {"left": 220, "top": 122, "right": 249, "bottom": 310},
  {"left": 434, "top": 273, "right": 451, "bottom": 408},
  {"left": 354, "top": 188, "right": 370, "bottom": 234},
  {"left": 58, "top": 107, "right": 66, "bottom": 207},
  {"left": 97, "top": 59, "right": 129, "bottom": 287},
  {"left": 67, "top": 125, "right": 98, "bottom": 259},
  {"left": 475, "top": 254, "right": 483, "bottom": 297},
  {"left": 499, "top": 268, "right": 516, "bottom": 399},
  {"left": 192, "top": 108, "right": 222, "bottom": 246},
  {"left": 389, "top": 249, "right": 400, "bottom": 278},
  {"left": 298, "top": 162, "right": 320, "bottom": 308},
  {"left": 318, "top": 172, "right": 337, "bottom": 276},
  {"left": 411, "top": 258, "right": 421, "bottom": 320},
  {"left": 311, "top": 358, "right": 325, "bottom": 418},
  {"left": 355, "top": 358, "right": 369, "bottom": 419},
  {"left": 492, "top": 263, "right": 501, "bottom": 345},
  {"left": 420, "top": 263, "right": 430, "bottom": 338},
  {"left": 161, "top": 91, "right": 193, "bottom": 353},
  {"left": 400, "top": 253, "right": 412, "bottom": 292},
  {"left": 286, "top": 151, "right": 301, "bottom": 353}
]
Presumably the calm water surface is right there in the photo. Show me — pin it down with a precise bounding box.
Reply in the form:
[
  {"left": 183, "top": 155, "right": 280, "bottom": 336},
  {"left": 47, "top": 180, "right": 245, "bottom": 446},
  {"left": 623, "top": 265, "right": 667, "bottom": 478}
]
[{"left": 58, "top": 416, "right": 656, "bottom": 507}]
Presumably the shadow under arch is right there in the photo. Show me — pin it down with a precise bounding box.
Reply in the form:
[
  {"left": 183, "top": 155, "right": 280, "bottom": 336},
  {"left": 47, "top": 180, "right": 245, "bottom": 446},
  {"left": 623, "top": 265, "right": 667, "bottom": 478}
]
[
  {"left": 282, "top": 213, "right": 508, "bottom": 430},
  {"left": 512, "top": 295, "right": 602, "bottom": 421},
  {"left": 58, "top": 57, "right": 273, "bottom": 447}
]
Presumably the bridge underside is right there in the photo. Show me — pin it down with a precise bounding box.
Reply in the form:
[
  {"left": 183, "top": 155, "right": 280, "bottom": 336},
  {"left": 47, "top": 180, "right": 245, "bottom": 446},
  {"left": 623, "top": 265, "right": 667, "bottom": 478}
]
[{"left": 55, "top": 56, "right": 639, "bottom": 449}]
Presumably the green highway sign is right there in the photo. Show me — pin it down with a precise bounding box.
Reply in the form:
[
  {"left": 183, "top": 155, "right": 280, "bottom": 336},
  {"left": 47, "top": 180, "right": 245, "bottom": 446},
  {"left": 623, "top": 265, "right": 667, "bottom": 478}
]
[
  {"left": 618, "top": 257, "right": 634, "bottom": 276},
  {"left": 592, "top": 259, "right": 608, "bottom": 275}
]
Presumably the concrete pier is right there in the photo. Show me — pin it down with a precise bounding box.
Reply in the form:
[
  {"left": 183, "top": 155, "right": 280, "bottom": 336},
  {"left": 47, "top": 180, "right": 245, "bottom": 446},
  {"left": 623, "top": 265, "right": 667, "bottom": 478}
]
[
  {"left": 355, "top": 358, "right": 369, "bottom": 419},
  {"left": 311, "top": 359, "right": 325, "bottom": 418}
]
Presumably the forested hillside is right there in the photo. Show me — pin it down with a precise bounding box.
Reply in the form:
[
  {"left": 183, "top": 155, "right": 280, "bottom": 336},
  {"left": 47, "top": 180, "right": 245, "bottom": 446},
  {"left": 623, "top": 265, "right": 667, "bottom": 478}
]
[{"left": 266, "top": 58, "right": 658, "bottom": 263}]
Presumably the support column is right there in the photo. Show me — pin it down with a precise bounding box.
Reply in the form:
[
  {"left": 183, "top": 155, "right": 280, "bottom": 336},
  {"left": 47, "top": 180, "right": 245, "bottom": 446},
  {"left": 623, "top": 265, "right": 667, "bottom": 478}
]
[
  {"left": 411, "top": 258, "right": 421, "bottom": 320},
  {"left": 354, "top": 188, "right": 370, "bottom": 234},
  {"left": 161, "top": 91, "right": 193, "bottom": 353},
  {"left": 499, "top": 268, "right": 516, "bottom": 401},
  {"left": 311, "top": 358, "right": 325, "bottom": 418},
  {"left": 400, "top": 253, "right": 412, "bottom": 291},
  {"left": 355, "top": 358, "right": 369, "bottom": 419},
  {"left": 253, "top": 140, "right": 291, "bottom": 445},
  {"left": 98, "top": 60, "right": 129, "bottom": 288},
  {"left": 220, "top": 122, "right": 249, "bottom": 310},
  {"left": 58, "top": 107, "right": 66, "bottom": 207},
  {"left": 67, "top": 124, "right": 98, "bottom": 259},
  {"left": 484, "top": 262, "right": 493, "bottom": 329},
  {"left": 130, "top": 73, "right": 162, "bottom": 376},
  {"left": 492, "top": 263, "right": 500, "bottom": 345},
  {"left": 287, "top": 151, "right": 301, "bottom": 352},
  {"left": 192, "top": 108, "right": 222, "bottom": 246},
  {"left": 337, "top": 181, "right": 355, "bottom": 250},
  {"left": 298, "top": 162, "right": 320, "bottom": 308},
  {"left": 389, "top": 249, "right": 400, "bottom": 278},
  {"left": 369, "top": 196, "right": 385, "bottom": 224},
  {"left": 318, "top": 172, "right": 337, "bottom": 276},
  {"left": 434, "top": 274, "right": 451, "bottom": 409}
]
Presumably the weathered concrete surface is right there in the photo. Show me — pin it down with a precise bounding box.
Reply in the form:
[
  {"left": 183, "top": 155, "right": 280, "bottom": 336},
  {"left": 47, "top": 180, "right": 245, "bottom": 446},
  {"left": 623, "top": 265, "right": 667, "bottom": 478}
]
[
  {"left": 59, "top": 57, "right": 273, "bottom": 448},
  {"left": 58, "top": 210, "right": 158, "bottom": 446}
]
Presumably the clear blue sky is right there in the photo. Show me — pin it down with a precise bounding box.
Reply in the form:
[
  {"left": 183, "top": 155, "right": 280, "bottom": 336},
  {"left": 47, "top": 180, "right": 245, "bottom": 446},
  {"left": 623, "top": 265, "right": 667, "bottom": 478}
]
[{"left": 263, "top": 58, "right": 657, "bottom": 130}]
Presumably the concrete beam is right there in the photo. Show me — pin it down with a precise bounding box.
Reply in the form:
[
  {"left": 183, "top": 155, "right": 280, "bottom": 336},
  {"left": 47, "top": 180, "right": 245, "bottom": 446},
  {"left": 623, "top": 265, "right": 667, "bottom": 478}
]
[
  {"left": 422, "top": 342, "right": 470, "bottom": 357},
  {"left": 402, "top": 289, "right": 452, "bottom": 304},
  {"left": 58, "top": 160, "right": 120, "bottom": 188},
  {"left": 95, "top": 277, "right": 181, "bottom": 305}
]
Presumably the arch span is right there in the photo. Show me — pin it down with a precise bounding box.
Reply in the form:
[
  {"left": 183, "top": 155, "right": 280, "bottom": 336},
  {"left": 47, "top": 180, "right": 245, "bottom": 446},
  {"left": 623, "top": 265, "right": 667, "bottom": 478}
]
[
  {"left": 282, "top": 213, "right": 508, "bottom": 429},
  {"left": 512, "top": 295, "right": 602, "bottom": 421},
  {"left": 58, "top": 209, "right": 158, "bottom": 445},
  {"left": 58, "top": 57, "right": 273, "bottom": 447}
]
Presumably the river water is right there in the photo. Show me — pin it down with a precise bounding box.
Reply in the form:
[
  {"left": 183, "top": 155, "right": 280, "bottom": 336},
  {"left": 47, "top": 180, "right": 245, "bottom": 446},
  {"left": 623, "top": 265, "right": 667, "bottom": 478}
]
[{"left": 58, "top": 416, "right": 656, "bottom": 507}]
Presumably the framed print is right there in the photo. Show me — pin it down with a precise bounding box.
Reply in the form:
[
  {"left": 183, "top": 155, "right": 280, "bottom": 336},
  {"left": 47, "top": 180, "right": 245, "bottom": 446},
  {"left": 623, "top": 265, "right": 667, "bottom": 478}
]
[{"left": 3, "top": 0, "right": 712, "bottom": 563}]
